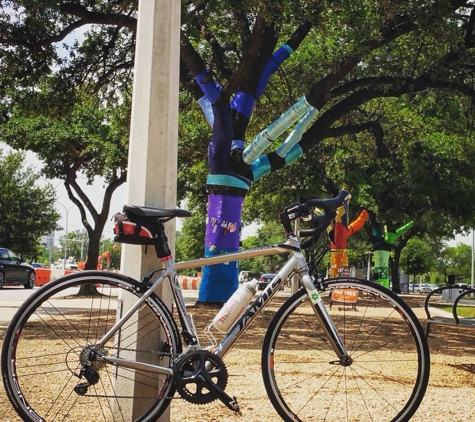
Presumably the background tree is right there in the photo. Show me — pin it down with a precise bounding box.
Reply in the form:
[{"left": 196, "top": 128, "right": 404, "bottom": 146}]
[
  {"left": 435, "top": 243, "right": 473, "bottom": 284},
  {"left": 175, "top": 213, "right": 206, "bottom": 267},
  {"left": 306, "top": 89, "right": 475, "bottom": 290},
  {"left": 61, "top": 230, "right": 89, "bottom": 263},
  {"left": 3, "top": 1, "right": 475, "bottom": 299},
  {"left": 1, "top": 90, "right": 129, "bottom": 270},
  {"left": 400, "top": 237, "right": 436, "bottom": 286},
  {"left": 244, "top": 220, "right": 290, "bottom": 274},
  {"left": 0, "top": 149, "right": 59, "bottom": 257}
]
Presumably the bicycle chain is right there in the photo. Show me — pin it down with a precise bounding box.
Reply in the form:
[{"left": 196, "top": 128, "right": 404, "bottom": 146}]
[{"left": 107, "top": 346, "right": 175, "bottom": 359}]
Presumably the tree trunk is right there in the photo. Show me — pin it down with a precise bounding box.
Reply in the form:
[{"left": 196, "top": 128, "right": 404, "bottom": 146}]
[
  {"left": 198, "top": 194, "right": 243, "bottom": 303},
  {"left": 77, "top": 228, "right": 103, "bottom": 296},
  {"left": 390, "top": 246, "right": 402, "bottom": 294}
]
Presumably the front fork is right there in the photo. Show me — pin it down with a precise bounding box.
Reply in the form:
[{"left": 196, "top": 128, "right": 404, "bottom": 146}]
[{"left": 299, "top": 268, "right": 351, "bottom": 365}]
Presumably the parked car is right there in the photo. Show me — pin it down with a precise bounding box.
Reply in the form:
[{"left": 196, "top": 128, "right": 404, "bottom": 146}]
[
  {"left": 258, "top": 273, "right": 276, "bottom": 290},
  {"left": 411, "top": 284, "right": 431, "bottom": 294},
  {"left": 426, "top": 284, "right": 442, "bottom": 293},
  {"left": 257, "top": 273, "right": 284, "bottom": 290},
  {"left": 0, "top": 248, "right": 36, "bottom": 289},
  {"left": 66, "top": 262, "right": 78, "bottom": 270}
]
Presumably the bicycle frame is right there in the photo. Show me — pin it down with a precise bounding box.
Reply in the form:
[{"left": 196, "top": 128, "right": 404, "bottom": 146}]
[{"left": 94, "top": 234, "right": 349, "bottom": 374}]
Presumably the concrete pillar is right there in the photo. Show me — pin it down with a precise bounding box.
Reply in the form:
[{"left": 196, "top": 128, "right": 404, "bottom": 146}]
[{"left": 115, "top": 0, "right": 181, "bottom": 420}]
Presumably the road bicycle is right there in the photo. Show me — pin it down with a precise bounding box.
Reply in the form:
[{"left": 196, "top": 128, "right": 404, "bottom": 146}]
[{"left": 1, "top": 190, "right": 430, "bottom": 422}]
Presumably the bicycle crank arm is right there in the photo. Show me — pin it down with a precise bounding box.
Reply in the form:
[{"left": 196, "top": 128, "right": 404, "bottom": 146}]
[{"left": 205, "top": 381, "right": 241, "bottom": 414}]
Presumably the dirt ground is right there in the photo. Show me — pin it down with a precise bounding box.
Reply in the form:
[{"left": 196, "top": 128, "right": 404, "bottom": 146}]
[{"left": 1, "top": 295, "right": 474, "bottom": 422}]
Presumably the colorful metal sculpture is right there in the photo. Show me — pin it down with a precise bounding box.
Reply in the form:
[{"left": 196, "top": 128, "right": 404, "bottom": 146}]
[
  {"left": 328, "top": 206, "right": 369, "bottom": 277},
  {"left": 370, "top": 220, "right": 414, "bottom": 288},
  {"left": 196, "top": 44, "right": 320, "bottom": 301}
]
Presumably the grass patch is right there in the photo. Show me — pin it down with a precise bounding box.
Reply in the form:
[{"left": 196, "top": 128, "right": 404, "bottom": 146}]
[{"left": 441, "top": 307, "right": 475, "bottom": 318}]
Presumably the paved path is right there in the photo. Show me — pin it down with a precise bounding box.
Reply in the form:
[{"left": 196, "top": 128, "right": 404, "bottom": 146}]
[
  {"left": 0, "top": 286, "right": 292, "bottom": 333},
  {"left": 0, "top": 286, "right": 201, "bottom": 325}
]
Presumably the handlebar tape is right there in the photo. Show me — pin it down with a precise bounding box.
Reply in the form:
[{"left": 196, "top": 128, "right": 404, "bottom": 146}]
[
  {"left": 298, "top": 190, "right": 351, "bottom": 247},
  {"left": 302, "top": 189, "right": 351, "bottom": 213}
]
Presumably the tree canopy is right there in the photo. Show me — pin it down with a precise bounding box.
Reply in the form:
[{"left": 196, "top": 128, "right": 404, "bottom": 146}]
[
  {"left": 2, "top": 1, "right": 475, "bottom": 276},
  {"left": 0, "top": 84, "right": 129, "bottom": 268},
  {"left": 436, "top": 242, "right": 473, "bottom": 283},
  {"left": 400, "top": 237, "right": 436, "bottom": 281},
  {"left": 0, "top": 149, "right": 59, "bottom": 257}
]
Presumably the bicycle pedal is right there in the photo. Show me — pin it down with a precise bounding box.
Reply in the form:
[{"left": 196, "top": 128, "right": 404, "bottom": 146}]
[
  {"left": 230, "top": 396, "right": 241, "bottom": 415},
  {"left": 220, "top": 395, "right": 241, "bottom": 414}
]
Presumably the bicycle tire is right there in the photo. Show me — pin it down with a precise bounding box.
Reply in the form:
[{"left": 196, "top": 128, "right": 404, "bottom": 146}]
[
  {"left": 1, "top": 270, "right": 182, "bottom": 422},
  {"left": 261, "top": 277, "right": 430, "bottom": 422}
]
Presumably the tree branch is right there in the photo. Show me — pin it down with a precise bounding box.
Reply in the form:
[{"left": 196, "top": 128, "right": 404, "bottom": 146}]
[
  {"left": 195, "top": 18, "right": 233, "bottom": 79},
  {"left": 286, "top": 19, "right": 313, "bottom": 51},
  {"left": 1, "top": 3, "right": 137, "bottom": 55},
  {"left": 180, "top": 36, "right": 207, "bottom": 79},
  {"left": 294, "top": 70, "right": 475, "bottom": 160},
  {"left": 60, "top": 3, "right": 137, "bottom": 30},
  {"left": 233, "top": 10, "right": 252, "bottom": 48},
  {"left": 0, "top": 19, "right": 86, "bottom": 49},
  {"left": 326, "top": 121, "right": 391, "bottom": 159},
  {"left": 306, "top": 17, "right": 418, "bottom": 108},
  {"left": 464, "top": 7, "right": 475, "bottom": 48},
  {"left": 223, "top": 16, "right": 279, "bottom": 100}
]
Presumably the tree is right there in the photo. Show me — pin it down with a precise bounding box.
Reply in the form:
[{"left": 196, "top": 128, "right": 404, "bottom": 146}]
[
  {"left": 400, "top": 237, "right": 435, "bottom": 284},
  {"left": 1, "top": 90, "right": 129, "bottom": 271},
  {"left": 175, "top": 213, "right": 206, "bottom": 266},
  {"left": 241, "top": 220, "right": 290, "bottom": 275},
  {"left": 0, "top": 149, "right": 59, "bottom": 257},
  {"left": 61, "top": 230, "right": 89, "bottom": 262},
  {"left": 4, "top": 2, "right": 475, "bottom": 301},
  {"left": 178, "top": 1, "right": 475, "bottom": 301},
  {"left": 436, "top": 243, "right": 472, "bottom": 283}
]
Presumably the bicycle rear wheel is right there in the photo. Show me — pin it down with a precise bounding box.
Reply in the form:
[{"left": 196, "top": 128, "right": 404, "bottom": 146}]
[
  {"left": 1, "top": 271, "right": 181, "bottom": 422},
  {"left": 261, "top": 277, "right": 430, "bottom": 422}
]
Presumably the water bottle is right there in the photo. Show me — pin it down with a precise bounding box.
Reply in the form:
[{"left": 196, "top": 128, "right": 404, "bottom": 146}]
[{"left": 212, "top": 279, "right": 258, "bottom": 333}]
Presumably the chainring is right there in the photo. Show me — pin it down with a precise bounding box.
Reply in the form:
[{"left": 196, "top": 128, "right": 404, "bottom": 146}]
[{"left": 174, "top": 350, "right": 228, "bottom": 405}]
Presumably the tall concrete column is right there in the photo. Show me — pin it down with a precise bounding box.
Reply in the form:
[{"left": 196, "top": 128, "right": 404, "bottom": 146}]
[{"left": 116, "top": 0, "right": 181, "bottom": 420}]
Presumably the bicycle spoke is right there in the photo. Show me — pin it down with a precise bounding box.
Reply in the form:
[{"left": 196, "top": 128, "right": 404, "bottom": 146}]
[
  {"left": 2, "top": 272, "right": 180, "bottom": 422},
  {"left": 262, "top": 279, "right": 430, "bottom": 422}
]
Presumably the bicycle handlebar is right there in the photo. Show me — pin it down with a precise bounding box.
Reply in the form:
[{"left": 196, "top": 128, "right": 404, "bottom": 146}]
[
  {"left": 279, "top": 190, "right": 351, "bottom": 246},
  {"left": 301, "top": 189, "right": 351, "bottom": 215}
]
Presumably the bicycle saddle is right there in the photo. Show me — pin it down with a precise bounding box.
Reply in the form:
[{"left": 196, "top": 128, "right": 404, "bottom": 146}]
[{"left": 123, "top": 204, "right": 191, "bottom": 220}]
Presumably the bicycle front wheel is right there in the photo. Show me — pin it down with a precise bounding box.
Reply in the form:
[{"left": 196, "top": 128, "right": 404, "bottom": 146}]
[
  {"left": 1, "top": 271, "right": 181, "bottom": 422},
  {"left": 261, "top": 277, "right": 430, "bottom": 422}
]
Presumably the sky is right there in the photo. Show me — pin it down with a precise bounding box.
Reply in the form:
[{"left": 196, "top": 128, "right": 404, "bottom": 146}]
[{"left": 448, "top": 231, "right": 474, "bottom": 248}]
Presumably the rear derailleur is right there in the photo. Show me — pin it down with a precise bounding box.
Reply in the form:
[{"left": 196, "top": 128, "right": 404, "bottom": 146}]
[{"left": 73, "top": 346, "right": 106, "bottom": 395}]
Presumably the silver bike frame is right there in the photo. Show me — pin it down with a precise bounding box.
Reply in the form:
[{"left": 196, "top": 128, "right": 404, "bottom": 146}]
[{"left": 95, "top": 235, "right": 349, "bottom": 372}]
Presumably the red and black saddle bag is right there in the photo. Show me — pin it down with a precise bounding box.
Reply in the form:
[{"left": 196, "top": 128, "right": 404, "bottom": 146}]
[
  {"left": 113, "top": 212, "right": 160, "bottom": 245},
  {"left": 112, "top": 208, "right": 172, "bottom": 258}
]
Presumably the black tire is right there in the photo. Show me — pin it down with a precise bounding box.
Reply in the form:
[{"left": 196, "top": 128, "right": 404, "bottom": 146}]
[
  {"left": 261, "top": 277, "right": 430, "bottom": 422},
  {"left": 2, "top": 271, "right": 182, "bottom": 422},
  {"left": 23, "top": 270, "right": 35, "bottom": 289},
  {"left": 0, "top": 271, "right": 4, "bottom": 289}
]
